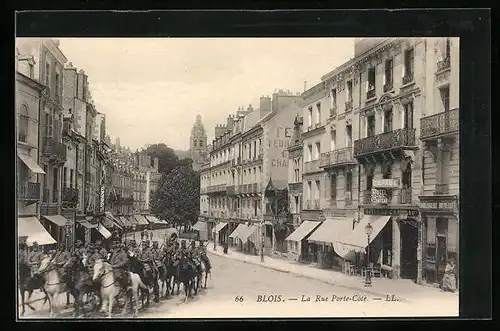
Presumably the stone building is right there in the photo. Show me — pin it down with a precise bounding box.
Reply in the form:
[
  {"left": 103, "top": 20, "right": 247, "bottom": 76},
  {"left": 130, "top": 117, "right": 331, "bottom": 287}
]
[{"left": 189, "top": 114, "right": 209, "bottom": 171}]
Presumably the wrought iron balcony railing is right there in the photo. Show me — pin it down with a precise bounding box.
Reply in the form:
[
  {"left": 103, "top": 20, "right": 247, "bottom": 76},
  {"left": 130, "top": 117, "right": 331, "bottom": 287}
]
[
  {"left": 366, "top": 88, "right": 376, "bottom": 100},
  {"left": 17, "top": 182, "right": 40, "bottom": 200},
  {"left": 362, "top": 190, "right": 372, "bottom": 204},
  {"left": 398, "top": 187, "right": 412, "bottom": 204},
  {"left": 288, "top": 182, "right": 302, "bottom": 192},
  {"left": 320, "top": 147, "right": 355, "bottom": 168},
  {"left": 434, "top": 183, "right": 449, "bottom": 195},
  {"left": 42, "top": 136, "right": 67, "bottom": 161},
  {"left": 304, "top": 159, "right": 321, "bottom": 174},
  {"left": 345, "top": 100, "right": 353, "bottom": 111},
  {"left": 420, "top": 108, "right": 459, "bottom": 140},
  {"left": 402, "top": 73, "right": 414, "bottom": 85},
  {"left": 52, "top": 189, "right": 59, "bottom": 203},
  {"left": 354, "top": 128, "right": 416, "bottom": 157},
  {"left": 383, "top": 81, "right": 393, "bottom": 92},
  {"left": 62, "top": 187, "right": 79, "bottom": 205},
  {"left": 436, "top": 57, "right": 451, "bottom": 72}
]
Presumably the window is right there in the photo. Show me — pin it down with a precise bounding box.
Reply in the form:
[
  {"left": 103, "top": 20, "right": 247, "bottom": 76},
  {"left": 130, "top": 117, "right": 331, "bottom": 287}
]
[
  {"left": 308, "top": 107, "right": 313, "bottom": 127},
  {"left": 316, "top": 103, "right": 321, "bottom": 124},
  {"left": 315, "top": 180, "right": 320, "bottom": 200},
  {"left": 18, "top": 105, "right": 29, "bottom": 142},
  {"left": 404, "top": 48, "right": 414, "bottom": 79},
  {"left": 330, "top": 89, "right": 337, "bottom": 111},
  {"left": 368, "top": 67, "right": 376, "bottom": 91},
  {"left": 382, "top": 162, "right": 392, "bottom": 179},
  {"left": 199, "top": 140, "right": 203, "bottom": 147},
  {"left": 55, "top": 73, "right": 60, "bottom": 97},
  {"left": 384, "top": 58, "right": 393, "bottom": 88},
  {"left": 367, "top": 115, "right": 375, "bottom": 137},
  {"left": 52, "top": 168, "right": 58, "bottom": 203},
  {"left": 253, "top": 141, "right": 257, "bottom": 159},
  {"left": 307, "top": 145, "right": 313, "bottom": 162},
  {"left": 330, "top": 130, "right": 336, "bottom": 151},
  {"left": 440, "top": 86, "right": 450, "bottom": 112},
  {"left": 29, "top": 63, "right": 34, "bottom": 79},
  {"left": 347, "top": 80, "right": 353, "bottom": 102},
  {"left": 315, "top": 142, "right": 321, "bottom": 160},
  {"left": 330, "top": 174, "right": 337, "bottom": 201},
  {"left": 346, "top": 125, "right": 353, "bottom": 148},
  {"left": 384, "top": 109, "right": 393, "bottom": 133},
  {"left": 366, "top": 168, "right": 374, "bottom": 191},
  {"left": 45, "top": 62, "right": 50, "bottom": 86},
  {"left": 63, "top": 167, "right": 67, "bottom": 188},
  {"left": 194, "top": 140, "right": 198, "bottom": 147},
  {"left": 436, "top": 217, "right": 448, "bottom": 236},
  {"left": 346, "top": 172, "right": 352, "bottom": 193},
  {"left": 403, "top": 102, "right": 414, "bottom": 129},
  {"left": 70, "top": 169, "right": 74, "bottom": 189}
]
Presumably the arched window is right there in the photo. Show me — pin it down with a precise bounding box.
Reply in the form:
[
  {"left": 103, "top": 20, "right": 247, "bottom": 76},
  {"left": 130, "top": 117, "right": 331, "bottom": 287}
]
[
  {"left": 194, "top": 140, "right": 198, "bottom": 147},
  {"left": 18, "top": 104, "right": 29, "bottom": 142},
  {"left": 199, "top": 140, "right": 204, "bottom": 147}
]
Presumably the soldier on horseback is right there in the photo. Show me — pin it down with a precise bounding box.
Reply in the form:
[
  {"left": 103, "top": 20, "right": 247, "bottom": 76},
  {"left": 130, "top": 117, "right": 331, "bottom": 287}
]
[
  {"left": 86, "top": 244, "right": 102, "bottom": 271},
  {"left": 137, "top": 241, "right": 155, "bottom": 276},
  {"left": 95, "top": 240, "right": 108, "bottom": 261},
  {"left": 27, "top": 242, "right": 44, "bottom": 276},
  {"left": 53, "top": 243, "right": 72, "bottom": 281},
  {"left": 151, "top": 241, "right": 164, "bottom": 267},
  {"left": 108, "top": 240, "right": 130, "bottom": 290},
  {"left": 198, "top": 240, "right": 212, "bottom": 271}
]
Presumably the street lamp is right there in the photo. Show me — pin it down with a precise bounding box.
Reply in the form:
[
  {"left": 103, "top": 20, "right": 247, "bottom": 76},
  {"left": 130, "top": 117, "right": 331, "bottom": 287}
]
[{"left": 364, "top": 222, "right": 373, "bottom": 287}]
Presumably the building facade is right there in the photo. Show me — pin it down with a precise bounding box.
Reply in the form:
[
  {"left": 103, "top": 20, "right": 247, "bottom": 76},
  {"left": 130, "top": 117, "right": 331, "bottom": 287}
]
[{"left": 189, "top": 114, "right": 209, "bottom": 172}]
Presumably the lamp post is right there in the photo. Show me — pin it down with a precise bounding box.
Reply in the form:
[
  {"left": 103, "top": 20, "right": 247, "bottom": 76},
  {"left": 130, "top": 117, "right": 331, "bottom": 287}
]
[{"left": 365, "top": 222, "right": 373, "bottom": 287}]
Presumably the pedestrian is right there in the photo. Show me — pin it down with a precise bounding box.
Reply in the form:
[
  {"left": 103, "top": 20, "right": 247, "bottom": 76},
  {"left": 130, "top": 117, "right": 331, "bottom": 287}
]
[
  {"left": 140, "top": 230, "right": 144, "bottom": 241},
  {"left": 441, "top": 259, "right": 457, "bottom": 292},
  {"left": 150, "top": 230, "right": 154, "bottom": 241}
]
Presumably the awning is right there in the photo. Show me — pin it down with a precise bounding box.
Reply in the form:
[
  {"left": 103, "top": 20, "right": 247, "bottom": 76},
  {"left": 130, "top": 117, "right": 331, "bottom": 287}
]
[
  {"left": 214, "top": 222, "right": 228, "bottom": 233},
  {"left": 18, "top": 217, "right": 56, "bottom": 246},
  {"left": 145, "top": 215, "right": 161, "bottom": 224},
  {"left": 307, "top": 217, "right": 353, "bottom": 245},
  {"left": 97, "top": 224, "right": 112, "bottom": 239},
  {"left": 264, "top": 221, "right": 273, "bottom": 226},
  {"left": 285, "top": 221, "right": 323, "bottom": 242},
  {"left": 127, "top": 216, "right": 138, "bottom": 225},
  {"left": 239, "top": 225, "right": 259, "bottom": 244},
  {"left": 134, "top": 215, "right": 149, "bottom": 225},
  {"left": 104, "top": 212, "right": 123, "bottom": 230},
  {"left": 229, "top": 224, "right": 248, "bottom": 239},
  {"left": 335, "top": 215, "right": 392, "bottom": 256},
  {"left": 18, "top": 153, "right": 45, "bottom": 174},
  {"left": 192, "top": 221, "right": 207, "bottom": 232},
  {"left": 42, "top": 214, "right": 69, "bottom": 227},
  {"left": 119, "top": 217, "right": 130, "bottom": 227},
  {"left": 78, "top": 221, "right": 97, "bottom": 229}
]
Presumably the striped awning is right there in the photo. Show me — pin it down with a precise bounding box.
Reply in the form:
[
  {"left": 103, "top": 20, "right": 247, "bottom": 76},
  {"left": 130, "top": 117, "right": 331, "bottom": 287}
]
[
  {"left": 134, "top": 214, "right": 149, "bottom": 225},
  {"left": 145, "top": 215, "right": 161, "bottom": 224},
  {"left": 229, "top": 223, "right": 248, "bottom": 239},
  {"left": 78, "top": 221, "right": 97, "bottom": 229},
  {"left": 214, "top": 222, "right": 228, "bottom": 233},
  {"left": 18, "top": 217, "right": 56, "bottom": 246},
  {"left": 192, "top": 221, "right": 207, "bottom": 232},
  {"left": 119, "top": 216, "right": 130, "bottom": 226}
]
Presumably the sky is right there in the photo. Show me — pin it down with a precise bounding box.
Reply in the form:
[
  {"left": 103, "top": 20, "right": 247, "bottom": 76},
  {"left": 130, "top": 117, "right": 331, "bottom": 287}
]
[{"left": 57, "top": 38, "right": 355, "bottom": 151}]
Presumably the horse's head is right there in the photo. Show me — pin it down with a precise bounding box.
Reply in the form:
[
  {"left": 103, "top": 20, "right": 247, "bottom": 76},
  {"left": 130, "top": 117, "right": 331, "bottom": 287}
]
[
  {"left": 38, "top": 255, "right": 52, "bottom": 273},
  {"left": 92, "top": 259, "right": 106, "bottom": 281}
]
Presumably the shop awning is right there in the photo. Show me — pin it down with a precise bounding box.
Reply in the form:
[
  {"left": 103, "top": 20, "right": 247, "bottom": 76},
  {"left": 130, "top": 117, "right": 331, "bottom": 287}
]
[
  {"left": 18, "top": 153, "right": 45, "bottom": 174},
  {"left": 229, "top": 224, "right": 248, "bottom": 239},
  {"left": 104, "top": 212, "right": 123, "bottom": 230},
  {"left": 119, "top": 216, "right": 130, "bottom": 226},
  {"left": 127, "top": 216, "right": 138, "bottom": 225},
  {"left": 134, "top": 215, "right": 149, "bottom": 225},
  {"left": 18, "top": 217, "right": 56, "bottom": 246},
  {"left": 97, "top": 224, "right": 112, "bottom": 239},
  {"left": 145, "top": 215, "right": 161, "bottom": 224},
  {"left": 214, "top": 222, "right": 228, "bottom": 233},
  {"left": 285, "top": 221, "right": 323, "bottom": 242},
  {"left": 307, "top": 217, "right": 353, "bottom": 246},
  {"left": 335, "top": 215, "right": 391, "bottom": 255},
  {"left": 78, "top": 221, "right": 97, "bottom": 229},
  {"left": 263, "top": 221, "right": 273, "bottom": 226},
  {"left": 239, "top": 225, "right": 259, "bottom": 244},
  {"left": 42, "top": 214, "right": 70, "bottom": 227},
  {"left": 192, "top": 221, "right": 207, "bottom": 232}
]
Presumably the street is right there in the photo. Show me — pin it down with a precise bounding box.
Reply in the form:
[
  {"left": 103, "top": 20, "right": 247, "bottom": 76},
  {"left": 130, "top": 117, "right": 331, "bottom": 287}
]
[{"left": 19, "top": 239, "right": 458, "bottom": 318}]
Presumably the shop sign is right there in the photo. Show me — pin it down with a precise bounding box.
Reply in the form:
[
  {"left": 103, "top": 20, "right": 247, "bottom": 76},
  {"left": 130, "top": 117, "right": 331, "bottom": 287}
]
[
  {"left": 420, "top": 200, "right": 457, "bottom": 211},
  {"left": 373, "top": 179, "right": 400, "bottom": 188},
  {"left": 364, "top": 208, "right": 419, "bottom": 217},
  {"left": 400, "top": 218, "right": 421, "bottom": 228},
  {"left": 371, "top": 188, "right": 389, "bottom": 204}
]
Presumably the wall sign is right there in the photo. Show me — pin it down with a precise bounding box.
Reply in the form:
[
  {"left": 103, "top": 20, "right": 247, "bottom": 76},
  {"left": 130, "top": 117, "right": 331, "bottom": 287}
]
[
  {"left": 364, "top": 208, "right": 419, "bottom": 217},
  {"left": 371, "top": 188, "right": 389, "bottom": 204},
  {"left": 373, "top": 179, "right": 400, "bottom": 188},
  {"left": 420, "top": 200, "right": 457, "bottom": 211}
]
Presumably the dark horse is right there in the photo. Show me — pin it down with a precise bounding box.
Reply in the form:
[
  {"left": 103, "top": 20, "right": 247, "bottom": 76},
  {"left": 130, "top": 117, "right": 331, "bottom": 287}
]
[
  {"left": 128, "top": 256, "right": 160, "bottom": 307},
  {"left": 163, "top": 252, "right": 179, "bottom": 296},
  {"left": 18, "top": 262, "right": 46, "bottom": 316},
  {"left": 174, "top": 256, "right": 197, "bottom": 300}
]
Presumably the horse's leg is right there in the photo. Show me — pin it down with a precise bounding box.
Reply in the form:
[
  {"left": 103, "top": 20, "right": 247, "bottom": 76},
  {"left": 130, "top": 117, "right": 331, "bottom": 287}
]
[
  {"left": 107, "top": 293, "right": 113, "bottom": 318},
  {"left": 66, "top": 291, "right": 71, "bottom": 306},
  {"left": 121, "top": 289, "right": 129, "bottom": 317},
  {"left": 133, "top": 288, "right": 139, "bottom": 317},
  {"left": 47, "top": 293, "right": 54, "bottom": 317},
  {"left": 205, "top": 272, "right": 208, "bottom": 289},
  {"left": 20, "top": 287, "right": 26, "bottom": 316}
]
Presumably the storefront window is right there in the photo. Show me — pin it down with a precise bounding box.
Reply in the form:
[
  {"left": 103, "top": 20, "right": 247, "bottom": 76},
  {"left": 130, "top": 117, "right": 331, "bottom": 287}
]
[{"left": 381, "top": 220, "right": 393, "bottom": 266}]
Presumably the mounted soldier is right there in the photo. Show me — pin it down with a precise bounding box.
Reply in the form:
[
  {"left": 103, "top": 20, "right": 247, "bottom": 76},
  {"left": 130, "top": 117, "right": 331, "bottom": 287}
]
[
  {"left": 86, "top": 244, "right": 101, "bottom": 271},
  {"left": 53, "top": 243, "right": 72, "bottom": 278},
  {"left": 95, "top": 240, "right": 108, "bottom": 261},
  {"left": 198, "top": 240, "right": 212, "bottom": 271},
  {"left": 27, "top": 242, "right": 44, "bottom": 276},
  {"left": 108, "top": 240, "right": 130, "bottom": 290},
  {"left": 137, "top": 241, "right": 155, "bottom": 276}
]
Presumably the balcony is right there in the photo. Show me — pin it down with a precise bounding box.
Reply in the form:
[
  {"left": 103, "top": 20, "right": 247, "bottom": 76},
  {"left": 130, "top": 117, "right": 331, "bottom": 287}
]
[
  {"left": 436, "top": 57, "right": 450, "bottom": 72},
  {"left": 354, "top": 128, "right": 416, "bottom": 158},
  {"left": 17, "top": 182, "right": 40, "bottom": 201},
  {"left": 402, "top": 73, "right": 414, "bottom": 85},
  {"left": 52, "top": 189, "right": 59, "bottom": 203},
  {"left": 362, "top": 190, "right": 372, "bottom": 204},
  {"left": 383, "top": 81, "right": 393, "bottom": 92},
  {"left": 207, "top": 184, "right": 227, "bottom": 194},
  {"left": 42, "top": 136, "right": 67, "bottom": 163},
  {"left": 63, "top": 121, "right": 72, "bottom": 137},
  {"left": 305, "top": 199, "right": 320, "bottom": 210},
  {"left": 345, "top": 100, "right": 353, "bottom": 111},
  {"left": 226, "top": 185, "right": 235, "bottom": 195},
  {"left": 398, "top": 188, "right": 412, "bottom": 204},
  {"left": 330, "top": 106, "right": 337, "bottom": 117},
  {"left": 434, "top": 184, "right": 449, "bottom": 195},
  {"left": 320, "top": 147, "right": 356, "bottom": 168},
  {"left": 420, "top": 108, "right": 459, "bottom": 140},
  {"left": 366, "top": 88, "right": 376, "bottom": 100},
  {"left": 62, "top": 187, "right": 79, "bottom": 206},
  {"left": 250, "top": 183, "right": 261, "bottom": 194},
  {"left": 304, "top": 159, "right": 321, "bottom": 174},
  {"left": 288, "top": 182, "right": 302, "bottom": 192}
]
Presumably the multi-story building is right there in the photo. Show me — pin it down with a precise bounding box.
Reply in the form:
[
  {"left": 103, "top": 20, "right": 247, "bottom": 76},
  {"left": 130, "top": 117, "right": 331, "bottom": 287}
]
[
  {"left": 198, "top": 162, "right": 211, "bottom": 237},
  {"left": 206, "top": 90, "right": 302, "bottom": 256},
  {"left": 15, "top": 47, "right": 50, "bottom": 245},
  {"left": 299, "top": 38, "right": 459, "bottom": 286},
  {"left": 17, "top": 38, "right": 69, "bottom": 245}
]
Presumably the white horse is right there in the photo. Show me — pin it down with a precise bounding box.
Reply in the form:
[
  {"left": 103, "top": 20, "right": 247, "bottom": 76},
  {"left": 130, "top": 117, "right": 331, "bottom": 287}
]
[
  {"left": 38, "top": 255, "right": 68, "bottom": 317},
  {"left": 92, "top": 259, "right": 147, "bottom": 318}
]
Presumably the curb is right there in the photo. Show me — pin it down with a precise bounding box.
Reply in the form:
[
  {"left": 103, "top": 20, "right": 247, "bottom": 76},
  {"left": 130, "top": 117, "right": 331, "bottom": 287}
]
[{"left": 209, "top": 251, "right": 412, "bottom": 303}]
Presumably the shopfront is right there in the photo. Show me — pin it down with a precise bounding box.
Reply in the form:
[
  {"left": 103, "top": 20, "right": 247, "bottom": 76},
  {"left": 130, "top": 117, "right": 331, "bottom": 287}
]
[{"left": 419, "top": 197, "right": 459, "bottom": 285}]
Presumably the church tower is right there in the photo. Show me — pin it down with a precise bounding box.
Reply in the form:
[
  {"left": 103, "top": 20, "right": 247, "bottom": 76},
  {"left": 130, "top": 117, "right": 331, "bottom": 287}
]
[{"left": 189, "top": 114, "right": 208, "bottom": 163}]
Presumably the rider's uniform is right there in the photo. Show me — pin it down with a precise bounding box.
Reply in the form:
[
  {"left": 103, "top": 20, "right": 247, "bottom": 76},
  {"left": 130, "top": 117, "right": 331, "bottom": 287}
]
[
  {"left": 28, "top": 249, "right": 44, "bottom": 273},
  {"left": 109, "top": 247, "right": 129, "bottom": 288},
  {"left": 86, "top": 251, "right": 102, "bottom": 270}
]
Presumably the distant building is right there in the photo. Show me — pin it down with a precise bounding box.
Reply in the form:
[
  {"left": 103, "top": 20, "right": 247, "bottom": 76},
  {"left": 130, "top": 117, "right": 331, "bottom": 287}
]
[{"left": 189, "top": 114, "right": 209, "bottom": 171}]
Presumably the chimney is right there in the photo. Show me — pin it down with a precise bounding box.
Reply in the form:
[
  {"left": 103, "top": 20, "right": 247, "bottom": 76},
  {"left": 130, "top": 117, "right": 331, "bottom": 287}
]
[
  {"left": 259, "top": 96, "right": 272, "bottom": 118},
  {"left": 247, "top": 104, "right": 254, "bottom": 112},
  {"left": 227, "top": 115, "right": 234, "bottom": 130}
]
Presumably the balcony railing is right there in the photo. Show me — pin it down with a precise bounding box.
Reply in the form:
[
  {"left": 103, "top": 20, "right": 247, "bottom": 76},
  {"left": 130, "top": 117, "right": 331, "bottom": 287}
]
[
  {"left": 383, "top": 81, "right": 393, "bottom": 92},
  {"left": 398, "top": 188, "right": 412, "bottom": 204},
  {"left": 207, "top": 184, "right": 227, "bottom": 194},
  {"left": 420, "top": 108, "right": 459, "bottom": 140},
  {"left": 345, "top": 100, "right": 353, "bottom": 111},
  {"left": 18, "top": 132, "right": 27, "bottom": 143},
  {"left": 305, "top": 199, "right": 320, "bottom": 210},
  {"left": 366, "top": 88, "right": 376, "bottom": 100},
  {"left": 330, "top": 106, "right": 337, "bottom": 117},
  {"left": 288, "top": 182, "right": 302, "bottom": 192},
  {"left": 320, "top": 147, "right": 355, "bottom": 168},
  {"left": 354, "top": 128, "right": 416, "bottom": 157},
  {"left": 250, "top": 183, "right": 261, "bottom": 193},
  {"left": 62, "top": 187, "right": 79, "bottom": 205},
  {"left": 52, "top": 189, "right": 59, "bottom": 203},
  {"left": 42, "top": 136, "right": 67, "bottom": 161},
  {"left": 17, "top": 182, "right": 40, "bottom": 200},
  {"left": 40, "top": 204, "right": 58, "bottom": 216},
  {"left": 304, "top": 159, "right": 321, "bottom": 174},
  {"left": 434, "top": 184, "right": 449, "bottom": 195},
  {"left": 436, "top": 57, "right": 450, "bottom": 72},
  {"left": 402, "top": 73, "right": 414, "bottom": 85},
  {"left": 226, "top": 185, "right": 235, "bottom": 195},
  {"left": 362, "top": 190, "right": 372, "bottom": 204}
]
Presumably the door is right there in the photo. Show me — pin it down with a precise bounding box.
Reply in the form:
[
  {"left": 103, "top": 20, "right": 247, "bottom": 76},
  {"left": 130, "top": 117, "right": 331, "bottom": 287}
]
[
  {"left": 436, "top": 235, "right": 447, "bottom": 282},
  {"left": 400, "top": 221, "right": 418, "bottom": 280}
]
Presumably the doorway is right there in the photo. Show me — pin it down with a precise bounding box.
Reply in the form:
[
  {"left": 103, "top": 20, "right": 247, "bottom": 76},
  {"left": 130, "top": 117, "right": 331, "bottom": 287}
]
[{"left": 400, "top": 220, "right": 418, "bottom": 280}]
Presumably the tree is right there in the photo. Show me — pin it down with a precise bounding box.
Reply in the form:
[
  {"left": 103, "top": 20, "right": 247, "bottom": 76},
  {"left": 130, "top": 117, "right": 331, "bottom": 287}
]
[
  {"left": 143, "top": 143, "right": 180, "bottom": 175},
  {"left": 150, "top": 164, "right": 200, "bottom": 230}
]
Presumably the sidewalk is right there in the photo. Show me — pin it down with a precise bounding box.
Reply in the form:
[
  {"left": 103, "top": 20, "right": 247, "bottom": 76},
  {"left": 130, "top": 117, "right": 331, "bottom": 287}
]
[{"left": 209, "top": 247, "right": 459, "bottom": 303}]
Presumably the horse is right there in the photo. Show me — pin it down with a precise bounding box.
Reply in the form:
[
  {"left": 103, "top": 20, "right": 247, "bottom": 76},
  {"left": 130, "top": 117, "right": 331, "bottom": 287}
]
[
  {"left": 92, "top": 259, "right": 147, "bottom": 318},
  {"left": 18, "top": 262, "right": 46, "bottom": 316},
  {"left": 163, "top": 252, "right": 179, "bottom": 297},
  {"left": 127, "top": 256, "right": 160, "bottom": 307},
  {"left": 37, "top": 255, "right": 74, "bottom": 317},
  {"left": 175, "top": 256, "right": 196, "bottom": 302},
  {"left": 200, "top": 255, "right": 212, "bottom": 289}
]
